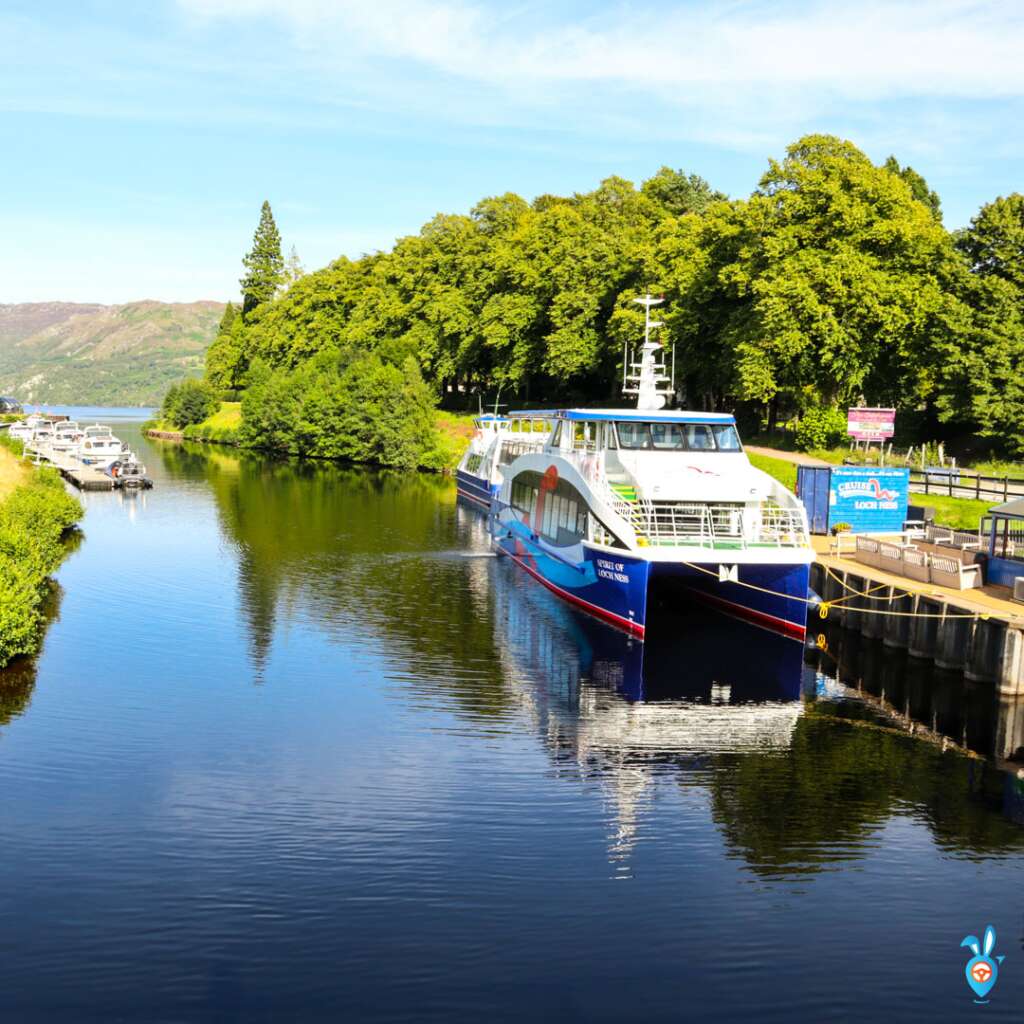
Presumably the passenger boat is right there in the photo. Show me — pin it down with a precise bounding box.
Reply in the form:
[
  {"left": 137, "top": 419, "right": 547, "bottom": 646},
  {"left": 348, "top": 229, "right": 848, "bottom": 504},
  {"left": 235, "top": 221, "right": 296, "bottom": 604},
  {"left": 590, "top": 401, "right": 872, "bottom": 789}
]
[
  {"left": 486, "top": 296, "right": 814, "bottom": 641},
  {"left": 456, "top": 412, "right": 554, "bottom": 509}
]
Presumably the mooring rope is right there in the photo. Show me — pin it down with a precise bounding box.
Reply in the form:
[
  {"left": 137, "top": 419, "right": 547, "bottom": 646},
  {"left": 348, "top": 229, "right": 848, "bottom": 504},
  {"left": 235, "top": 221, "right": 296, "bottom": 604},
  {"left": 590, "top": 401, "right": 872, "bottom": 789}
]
[{"left": 678, "top": 559, "right": 990, "bottom": 621}]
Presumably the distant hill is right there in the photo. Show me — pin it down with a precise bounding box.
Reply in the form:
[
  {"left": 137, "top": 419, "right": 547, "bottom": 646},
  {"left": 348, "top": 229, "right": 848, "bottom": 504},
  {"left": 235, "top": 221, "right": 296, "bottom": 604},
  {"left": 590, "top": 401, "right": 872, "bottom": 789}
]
[{"left": 0, "top": 300, "right": 225, "bottom": 406}]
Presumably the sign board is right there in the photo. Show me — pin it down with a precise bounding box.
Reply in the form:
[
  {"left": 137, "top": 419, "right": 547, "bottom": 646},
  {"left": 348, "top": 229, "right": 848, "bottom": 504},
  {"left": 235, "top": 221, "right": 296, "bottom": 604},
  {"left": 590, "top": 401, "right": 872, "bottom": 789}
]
[
  {"left": 828, "top": 467, "right": 909, "bottom": 533},
  {"left": 847, "top": 407, "right": 895, "bottom": 441}
]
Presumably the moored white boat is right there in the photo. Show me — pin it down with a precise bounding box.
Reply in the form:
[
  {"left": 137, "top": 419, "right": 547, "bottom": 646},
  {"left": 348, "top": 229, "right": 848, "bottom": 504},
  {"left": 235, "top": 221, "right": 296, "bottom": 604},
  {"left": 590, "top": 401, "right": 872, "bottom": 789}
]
[
  {"left": 475, "top": 296, "right": 815, "bottom": 641},
  {"left": 9, "top": 414, "right": 53, "bottom": 444},
  {"left": 74, "top": 424, "right": 129, "bottom": 467},
  {"left": 50, "top": 420, "right": 85, "bottom": 455}
]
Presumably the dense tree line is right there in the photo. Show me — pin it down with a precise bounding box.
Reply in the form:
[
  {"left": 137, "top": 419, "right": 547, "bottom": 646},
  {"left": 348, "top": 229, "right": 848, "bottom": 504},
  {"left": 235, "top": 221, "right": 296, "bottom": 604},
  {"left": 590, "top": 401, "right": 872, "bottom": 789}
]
[{"left": 199, "top": 135, "right": 1024, "bottom": 457}]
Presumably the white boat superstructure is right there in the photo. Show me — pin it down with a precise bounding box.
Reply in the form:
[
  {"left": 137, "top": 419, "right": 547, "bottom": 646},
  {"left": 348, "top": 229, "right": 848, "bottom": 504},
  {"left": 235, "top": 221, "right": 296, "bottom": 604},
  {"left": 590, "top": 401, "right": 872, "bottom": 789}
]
[
  {"left": 75, "top": 424, "right": 128, "bottom": 467},
  {"left": 455, "top": 413, "right": 553, "bottom": 508},
  {"left": 50, "top": 420, "right": 85, "bottom": 454},
  {"left": 9, "top": 414, "right": 53, "bottom": 443}
]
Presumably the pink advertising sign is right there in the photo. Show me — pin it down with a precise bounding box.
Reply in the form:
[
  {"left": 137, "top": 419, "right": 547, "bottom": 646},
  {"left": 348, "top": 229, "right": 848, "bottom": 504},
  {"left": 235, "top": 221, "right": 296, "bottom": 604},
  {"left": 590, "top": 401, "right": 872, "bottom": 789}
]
[{"left": 847, "top": 407, "right": 895, "bottom": 441}]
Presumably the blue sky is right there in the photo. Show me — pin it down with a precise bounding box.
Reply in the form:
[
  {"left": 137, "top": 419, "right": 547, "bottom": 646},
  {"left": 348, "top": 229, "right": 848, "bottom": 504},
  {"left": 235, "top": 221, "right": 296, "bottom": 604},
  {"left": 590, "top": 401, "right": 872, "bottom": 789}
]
[{"left": 2, "top": 0, "right": 1023, "bottom": 304}]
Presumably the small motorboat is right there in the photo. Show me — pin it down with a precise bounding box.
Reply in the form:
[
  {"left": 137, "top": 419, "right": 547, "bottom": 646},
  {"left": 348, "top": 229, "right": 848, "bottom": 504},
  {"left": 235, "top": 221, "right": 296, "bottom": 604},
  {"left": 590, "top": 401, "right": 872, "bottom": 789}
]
[{"left": 105, "top": 452, "right": 153, "bottom": 489}]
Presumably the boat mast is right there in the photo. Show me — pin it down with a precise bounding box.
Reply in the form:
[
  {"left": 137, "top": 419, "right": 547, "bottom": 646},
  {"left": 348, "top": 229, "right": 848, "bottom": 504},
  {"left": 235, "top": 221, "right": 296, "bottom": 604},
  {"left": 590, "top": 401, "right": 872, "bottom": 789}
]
[{"left": 623, "top": 293, "right": 673, "bottom": 410}]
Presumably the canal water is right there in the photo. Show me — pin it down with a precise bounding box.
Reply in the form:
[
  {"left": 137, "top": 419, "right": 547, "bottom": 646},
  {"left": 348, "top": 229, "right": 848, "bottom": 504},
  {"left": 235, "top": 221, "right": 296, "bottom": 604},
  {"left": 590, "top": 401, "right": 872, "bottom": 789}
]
[{"left": 2, "top": 416, "right": 1023, "bottom": 1022}]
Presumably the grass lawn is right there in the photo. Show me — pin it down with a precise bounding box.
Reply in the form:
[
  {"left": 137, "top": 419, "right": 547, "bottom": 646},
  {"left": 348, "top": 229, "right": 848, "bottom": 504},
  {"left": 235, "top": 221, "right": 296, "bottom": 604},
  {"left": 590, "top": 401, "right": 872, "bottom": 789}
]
[
  {"left": 434, "top": 410, "right": 477, "bottom": 471},
  {"left": 908, "top": 492, "right": 991, "bottom": 531},
  {"left": 201, "top": 402, "right": 241, "bottom": 431},
  {"left": 748, "top": 451, "right": 798, "bottom": 491}
]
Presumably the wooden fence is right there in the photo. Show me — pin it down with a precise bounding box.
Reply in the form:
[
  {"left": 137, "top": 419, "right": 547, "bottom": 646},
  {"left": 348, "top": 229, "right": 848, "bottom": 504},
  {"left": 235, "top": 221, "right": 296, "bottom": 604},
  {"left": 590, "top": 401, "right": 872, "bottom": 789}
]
[{"left": 909, "top": 468, "right": 1024, "bottom": 502}]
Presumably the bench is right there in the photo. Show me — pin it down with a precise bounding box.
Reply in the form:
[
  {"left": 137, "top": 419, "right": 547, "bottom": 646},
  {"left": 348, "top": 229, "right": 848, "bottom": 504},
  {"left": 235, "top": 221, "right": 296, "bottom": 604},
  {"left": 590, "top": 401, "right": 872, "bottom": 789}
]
[
  {"left": 928, "top": 554, "right": 982, "bottom": 590},
  {"left": 878, "top": 542, "right": 907, "bottom": 575},
  {"left": 902, "top": 547, "right": 931, "bottom": 582},
  {"left": 855, "top": 536, "right": 880, "bottom": 567}
]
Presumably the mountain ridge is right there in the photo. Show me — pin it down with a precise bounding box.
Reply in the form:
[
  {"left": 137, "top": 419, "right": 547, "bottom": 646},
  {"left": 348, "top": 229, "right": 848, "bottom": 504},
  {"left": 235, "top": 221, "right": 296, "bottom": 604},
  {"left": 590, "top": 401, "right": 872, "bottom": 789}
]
[{"left": 0, "top": 300, "right": 225, "bottom": 406}]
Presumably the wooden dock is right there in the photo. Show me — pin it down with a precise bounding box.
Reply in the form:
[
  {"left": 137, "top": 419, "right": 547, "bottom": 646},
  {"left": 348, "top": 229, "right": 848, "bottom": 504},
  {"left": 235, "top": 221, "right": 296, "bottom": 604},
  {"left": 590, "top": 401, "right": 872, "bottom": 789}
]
[
  {"left": 810, "top": 535, "right": 1024, "bottom": 697},
  {"left": 26, "top": 444, "right": 116, "bottom": 491}
]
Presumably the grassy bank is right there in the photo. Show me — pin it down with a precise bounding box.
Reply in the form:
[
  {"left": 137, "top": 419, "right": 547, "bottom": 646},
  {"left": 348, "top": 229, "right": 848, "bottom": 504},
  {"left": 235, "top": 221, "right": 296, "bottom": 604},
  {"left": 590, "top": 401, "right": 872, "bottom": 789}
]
[
  {"left": 0, "top": 435, "right": 83, "bottom": 668},
  {"left": 149, "top": 402, "right": 477, "bottom": 473}
]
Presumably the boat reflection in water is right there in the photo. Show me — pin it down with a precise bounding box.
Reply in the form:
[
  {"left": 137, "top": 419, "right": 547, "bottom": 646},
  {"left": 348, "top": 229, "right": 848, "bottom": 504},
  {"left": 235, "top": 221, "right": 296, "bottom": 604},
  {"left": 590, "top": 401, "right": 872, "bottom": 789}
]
[{"left": 490, "top": 557, "right": 813, "bottom": 872}]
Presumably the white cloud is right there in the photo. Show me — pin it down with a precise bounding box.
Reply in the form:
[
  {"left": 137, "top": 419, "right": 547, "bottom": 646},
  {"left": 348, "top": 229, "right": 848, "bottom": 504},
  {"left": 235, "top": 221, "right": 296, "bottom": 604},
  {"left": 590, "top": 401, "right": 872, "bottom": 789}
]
[{"left": 178, "top": 0, "right": 1024, "bottom": 99}]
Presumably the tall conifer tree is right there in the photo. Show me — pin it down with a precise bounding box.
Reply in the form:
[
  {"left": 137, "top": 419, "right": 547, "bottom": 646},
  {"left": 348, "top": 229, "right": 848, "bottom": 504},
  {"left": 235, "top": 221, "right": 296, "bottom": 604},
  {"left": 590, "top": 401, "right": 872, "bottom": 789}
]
[{"left": 240, "top": 201, "right": 284, "bottom": 316}]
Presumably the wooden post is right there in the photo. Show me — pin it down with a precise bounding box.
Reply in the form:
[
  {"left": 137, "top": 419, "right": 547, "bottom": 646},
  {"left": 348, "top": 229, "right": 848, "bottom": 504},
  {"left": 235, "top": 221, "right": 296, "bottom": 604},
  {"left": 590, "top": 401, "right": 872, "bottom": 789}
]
[{"left": 976, "top": 474, "right": 981, "bottom": 500}]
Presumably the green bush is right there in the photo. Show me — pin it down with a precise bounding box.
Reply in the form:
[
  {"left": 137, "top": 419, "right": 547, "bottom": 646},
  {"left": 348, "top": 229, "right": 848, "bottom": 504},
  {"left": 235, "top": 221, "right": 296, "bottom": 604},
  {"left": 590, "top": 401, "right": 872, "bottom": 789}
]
[
  {"left": 0, "top": 472, "right": 82, "bottom": 667},
  {"left": 795, "top": 406, "right": 848, "bottom": 451},
  {"left": 161, "top": 378, "right": 219, "bottom": 428},
  {"left": 239, "top": 353, "right": 444, "bottom": 471}
]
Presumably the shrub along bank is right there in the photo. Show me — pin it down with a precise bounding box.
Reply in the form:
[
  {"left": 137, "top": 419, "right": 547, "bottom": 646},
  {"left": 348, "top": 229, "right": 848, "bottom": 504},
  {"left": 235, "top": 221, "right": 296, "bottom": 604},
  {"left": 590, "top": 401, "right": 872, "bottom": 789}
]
[
  {"left": 0, "top": 435, "right": 83, "bottom": 668},
  {"left": 155, "top": 355, "right": 463, "bottom": 472}
]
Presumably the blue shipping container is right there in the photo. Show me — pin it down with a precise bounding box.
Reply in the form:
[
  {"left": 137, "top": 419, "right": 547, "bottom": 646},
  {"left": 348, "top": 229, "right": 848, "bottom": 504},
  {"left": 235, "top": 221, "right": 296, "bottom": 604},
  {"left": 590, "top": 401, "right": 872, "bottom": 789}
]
[{"left": 796, "top": 466, "right": 909, "bottom": 534}]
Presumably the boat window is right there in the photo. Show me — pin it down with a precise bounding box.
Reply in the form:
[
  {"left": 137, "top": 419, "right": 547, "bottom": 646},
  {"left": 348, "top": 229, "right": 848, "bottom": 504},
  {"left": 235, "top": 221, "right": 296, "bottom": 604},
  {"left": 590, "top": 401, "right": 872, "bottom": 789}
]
[
  {"left": 614, "top": 420, "right": 738, "bottom": 451},
  {"left": 550, "top": 422, "right": 562, "bottom": 448},
  {"left": 615, "top": 421, "right": 649, "bottom": 449},
  {"left": 711, "top": 424, "right": 742, "bottom": 451},
  {"left": 650, "top": 423, "right": 686, "bottom": 449},
  {"left": 572, "top": 422, "right": 596, "bottom": 451},
  {"left": 510, "top": 470, "right": 589, "bottom": 546},
  {"left": 685, "top": 424, "right": 715, "bottom": 450}
]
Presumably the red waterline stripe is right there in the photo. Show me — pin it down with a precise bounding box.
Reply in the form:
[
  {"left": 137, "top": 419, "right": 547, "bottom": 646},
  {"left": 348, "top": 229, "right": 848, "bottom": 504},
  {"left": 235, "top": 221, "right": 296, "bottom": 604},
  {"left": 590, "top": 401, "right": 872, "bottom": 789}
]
[
  {"left": 503, "top": 547, "right": 645, "bottom": 639},
  {"left": 683, "top": 585, "right": 807, "bottom": 641}
]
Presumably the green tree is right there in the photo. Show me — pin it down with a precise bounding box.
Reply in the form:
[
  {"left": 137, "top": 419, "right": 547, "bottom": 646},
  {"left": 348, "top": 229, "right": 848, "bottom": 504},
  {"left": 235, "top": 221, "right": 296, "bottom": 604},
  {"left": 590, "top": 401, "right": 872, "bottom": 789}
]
[
  {"left": 162, "top": 378, "right": 218, "bottom": 428},
  {"left": 956, "top": 193, "right": 1024, "bottom": 292},
  {"left": 240, "top": 201, "right": 284, "bottom": 317},
  {"left": 655, "top": 135, "right": 967, "bottom": 417},
  {"left": 640, "top": 167, "right": 725, "bottom": 217},
  {"left": 933, "top": 194, "right": 1024, "bottom": 453},
  {"left": 883, "top": 156, "right": 942, "bottom": 221},
  {"left": 218, "top": 301, "right": 238, "bottom": 334}
]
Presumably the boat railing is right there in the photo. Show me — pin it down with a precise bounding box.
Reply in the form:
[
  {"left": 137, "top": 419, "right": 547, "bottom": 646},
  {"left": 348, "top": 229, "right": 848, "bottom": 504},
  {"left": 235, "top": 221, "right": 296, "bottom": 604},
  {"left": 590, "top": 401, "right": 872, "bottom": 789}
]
[
  {"left": 497, "top": 437, "right": 547, "bottom": 466},
  {"left": 624, "top": 500, "right": 807, "bottom": 549}
]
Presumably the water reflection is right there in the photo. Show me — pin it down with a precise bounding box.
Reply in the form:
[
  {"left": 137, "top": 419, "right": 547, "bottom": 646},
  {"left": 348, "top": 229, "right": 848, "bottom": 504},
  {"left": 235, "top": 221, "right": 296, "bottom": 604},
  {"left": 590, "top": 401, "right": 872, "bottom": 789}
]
[
  {"left": 0, "top": 586, "right": 65, "bottom": 735},
  {"left": 154, "top": 435, "right": 1024, "bottom": 877}
]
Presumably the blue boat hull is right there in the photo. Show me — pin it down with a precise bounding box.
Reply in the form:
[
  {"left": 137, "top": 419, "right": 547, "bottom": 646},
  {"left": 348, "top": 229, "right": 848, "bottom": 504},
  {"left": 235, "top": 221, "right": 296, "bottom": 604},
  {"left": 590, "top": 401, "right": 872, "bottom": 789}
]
[
  {"left": 455, "top": 469, "right": 496, "bottom": 510},
  {"left": 494, "top": 524, "right": 810, "bottom": 641}
]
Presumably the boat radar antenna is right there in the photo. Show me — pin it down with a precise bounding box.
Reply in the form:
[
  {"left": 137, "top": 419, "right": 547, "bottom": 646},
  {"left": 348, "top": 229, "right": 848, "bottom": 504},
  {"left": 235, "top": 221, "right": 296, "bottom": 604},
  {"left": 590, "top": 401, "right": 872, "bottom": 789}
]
[{"left": 623, "top": 292, "right": 674, "bottom": 410}]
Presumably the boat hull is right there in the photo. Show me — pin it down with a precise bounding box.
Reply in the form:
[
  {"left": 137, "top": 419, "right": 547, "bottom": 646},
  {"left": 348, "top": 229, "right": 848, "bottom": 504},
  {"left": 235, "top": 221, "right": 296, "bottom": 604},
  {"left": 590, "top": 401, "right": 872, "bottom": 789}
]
[
  {"left": 648, "top": 560, "right": 810, "bottom": 641},
  {"left": 494, "top": 524, "right": 809, "bottom": 641},
  {"left": 455, "top": 468, "right": 496, "bottom": 510}
]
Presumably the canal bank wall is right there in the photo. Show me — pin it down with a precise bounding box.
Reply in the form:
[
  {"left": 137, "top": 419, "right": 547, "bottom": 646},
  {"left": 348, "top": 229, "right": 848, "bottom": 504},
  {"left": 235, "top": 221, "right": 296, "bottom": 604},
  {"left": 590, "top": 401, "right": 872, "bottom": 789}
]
[{"left": 810, "top": 560, "right": 1024, "bottom": 698}]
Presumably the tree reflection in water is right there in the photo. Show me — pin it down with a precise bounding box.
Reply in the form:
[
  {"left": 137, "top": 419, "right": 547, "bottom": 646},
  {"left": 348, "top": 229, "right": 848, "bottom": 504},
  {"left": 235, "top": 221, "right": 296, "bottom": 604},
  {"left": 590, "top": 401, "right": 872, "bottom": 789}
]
[{"left": 156, "top": 438, "right": 1024, "bottom": 878}]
